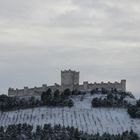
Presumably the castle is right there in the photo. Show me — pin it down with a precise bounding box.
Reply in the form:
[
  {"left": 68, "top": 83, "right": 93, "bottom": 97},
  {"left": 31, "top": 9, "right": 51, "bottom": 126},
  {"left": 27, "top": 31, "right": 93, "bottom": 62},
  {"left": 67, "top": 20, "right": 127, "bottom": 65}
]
[{"left": 8, "top": 69, "right": 126, "bottom": 97}]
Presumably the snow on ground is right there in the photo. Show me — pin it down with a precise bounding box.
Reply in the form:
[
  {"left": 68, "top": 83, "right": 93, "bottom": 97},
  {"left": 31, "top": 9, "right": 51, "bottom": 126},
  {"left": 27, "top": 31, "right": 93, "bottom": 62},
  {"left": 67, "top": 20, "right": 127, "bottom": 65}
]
[
  {"left": 0, "top": 107, "right": 140, "bottom": 135},
  {"left": 71, "top": 93, "right": 137, "bottom": 109},
  {"left": 124, "top": 96, "right": 137, "bottom": 105},
  {"left": 0, "top": 93, "right": 139, "bottom": 135},
  {"left": 71, "top": 93, "right": 107, "bottom": 109}
]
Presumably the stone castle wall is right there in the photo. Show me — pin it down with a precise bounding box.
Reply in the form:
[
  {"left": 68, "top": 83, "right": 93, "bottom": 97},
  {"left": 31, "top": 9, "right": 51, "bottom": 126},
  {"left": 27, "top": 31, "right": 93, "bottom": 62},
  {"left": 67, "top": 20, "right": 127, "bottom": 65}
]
[
  {"left": 8, "top": 70, "right": 126, "bottom": 97},
  {"left": 79, "top": 80, "right": 126, "bottom": 92},
  {"left": 8, "top": 84, "right": 61, "bottom": 97}
]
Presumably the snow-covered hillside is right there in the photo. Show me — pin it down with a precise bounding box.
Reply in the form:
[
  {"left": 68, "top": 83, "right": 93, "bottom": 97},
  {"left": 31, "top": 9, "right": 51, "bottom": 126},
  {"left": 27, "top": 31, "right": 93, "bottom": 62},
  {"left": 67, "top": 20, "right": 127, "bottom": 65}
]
[
  {"left": 0, "top": 93, "right": 139, "bottom": 135},
  {"left": 72, "top": 93, "right": 136, "bottom": 108},
  {"left": 0, "top": 107, "right": 140, "bottom": 135}
]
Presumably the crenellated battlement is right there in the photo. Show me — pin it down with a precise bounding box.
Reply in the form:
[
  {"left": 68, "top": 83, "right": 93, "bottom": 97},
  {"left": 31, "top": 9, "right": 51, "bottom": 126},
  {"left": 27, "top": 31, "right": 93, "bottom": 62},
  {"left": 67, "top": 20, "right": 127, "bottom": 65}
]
[
  {"left": 81, "top": 80, "right": 126, "bottom": 92},
  {"left": 61, "top": 69, "right": 79, "bottom": 72},
  {"left": 8, "top": 70, "right": 126, "bottom": 97}
]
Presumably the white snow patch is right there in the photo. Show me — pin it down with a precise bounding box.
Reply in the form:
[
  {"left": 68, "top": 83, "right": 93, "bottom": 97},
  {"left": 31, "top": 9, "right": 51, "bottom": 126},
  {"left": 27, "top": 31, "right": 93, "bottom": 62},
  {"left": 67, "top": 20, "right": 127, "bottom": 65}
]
[{"left": 124, "top": 96, "right": 137, "bottom": 105}]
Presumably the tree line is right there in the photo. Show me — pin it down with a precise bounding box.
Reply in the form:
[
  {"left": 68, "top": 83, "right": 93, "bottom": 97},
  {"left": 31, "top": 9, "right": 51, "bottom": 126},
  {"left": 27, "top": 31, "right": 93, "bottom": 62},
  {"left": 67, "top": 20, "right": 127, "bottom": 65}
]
[
  {"left": 91, "top": 93, "right": 127, "bottom": 107},
  {"left": 41, "top": 88, "right": 74, "bottom": 107},
  {"left": 127, "top": 99, "right": 140, "bottom": 118},
  {"left": 0, "top": 94, "right": 41, "bottom": 111},
  {"left": 0, "top": 123, "right": 138, "bottom": 140},
  {"left": 0, "top": 88, "right": 74, "bottom": 111},
  {"left": 0, "top": 88, "right": 135, "bottom": 111},
  {"left": 91, "top": 91, "right": 133, "bottom": 108}
]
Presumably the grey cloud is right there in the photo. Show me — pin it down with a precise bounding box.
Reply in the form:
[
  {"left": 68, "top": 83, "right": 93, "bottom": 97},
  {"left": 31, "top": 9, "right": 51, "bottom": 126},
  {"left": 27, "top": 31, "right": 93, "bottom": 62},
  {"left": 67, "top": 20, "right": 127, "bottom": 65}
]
[{"left": 0, "top": 0, "right": 140, "bottom": 97}]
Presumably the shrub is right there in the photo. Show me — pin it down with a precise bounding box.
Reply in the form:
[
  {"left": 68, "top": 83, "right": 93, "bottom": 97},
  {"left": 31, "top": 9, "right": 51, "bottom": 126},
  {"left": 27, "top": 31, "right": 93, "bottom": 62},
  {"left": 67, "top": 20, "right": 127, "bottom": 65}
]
[
  {"left": 127, "top": 106, "right": 137, "bottom": 118},
  {"left": 68, "top": 99, "right": 74, "bottom": 107}
]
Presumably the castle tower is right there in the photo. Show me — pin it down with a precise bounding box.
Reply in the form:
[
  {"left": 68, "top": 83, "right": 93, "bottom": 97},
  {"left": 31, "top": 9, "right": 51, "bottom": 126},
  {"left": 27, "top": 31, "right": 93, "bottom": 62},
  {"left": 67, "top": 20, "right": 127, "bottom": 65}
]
[
  {"left": 61, "top": 69, "right": 79, "bottom": 91},
  {"left": 121, "top": 79, "right": 126, "bottom": 92}
]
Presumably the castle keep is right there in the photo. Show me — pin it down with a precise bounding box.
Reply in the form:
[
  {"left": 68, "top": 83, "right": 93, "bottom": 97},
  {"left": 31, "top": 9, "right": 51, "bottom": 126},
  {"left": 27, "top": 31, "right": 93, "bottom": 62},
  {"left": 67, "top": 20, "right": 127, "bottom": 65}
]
[
  {"left": 8, "top": 70, "right": 126, "bottom": 97},
  {"left": 61, "top": 70, "right": 79, "bottom": 91}
]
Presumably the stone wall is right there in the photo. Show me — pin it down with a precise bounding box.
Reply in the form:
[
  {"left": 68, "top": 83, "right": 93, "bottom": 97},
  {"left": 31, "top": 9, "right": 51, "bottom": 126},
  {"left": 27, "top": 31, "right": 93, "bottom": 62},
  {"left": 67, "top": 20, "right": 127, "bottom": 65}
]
[
  {"left": 8, "top": 70, "right": 126, "bottom": 97},
  {"left": 8, "top": 84, "right": 61, "bottom": 97},
  {"left": 80, "top": 80, "right": 126, "bottom": 92}
]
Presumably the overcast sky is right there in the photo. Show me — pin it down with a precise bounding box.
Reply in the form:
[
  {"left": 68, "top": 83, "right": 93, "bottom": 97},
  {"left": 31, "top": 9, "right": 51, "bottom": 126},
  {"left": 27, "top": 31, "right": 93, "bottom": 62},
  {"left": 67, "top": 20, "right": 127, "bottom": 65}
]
[{"left": 0, "top": 0, "right": 140, "bottom": 97}]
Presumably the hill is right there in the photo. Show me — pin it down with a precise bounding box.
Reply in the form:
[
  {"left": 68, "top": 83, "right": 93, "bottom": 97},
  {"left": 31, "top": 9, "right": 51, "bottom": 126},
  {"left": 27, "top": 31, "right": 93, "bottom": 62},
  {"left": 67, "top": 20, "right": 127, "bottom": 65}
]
[{"left": 0, "top": 93, "right": 139, "bottom": 135}]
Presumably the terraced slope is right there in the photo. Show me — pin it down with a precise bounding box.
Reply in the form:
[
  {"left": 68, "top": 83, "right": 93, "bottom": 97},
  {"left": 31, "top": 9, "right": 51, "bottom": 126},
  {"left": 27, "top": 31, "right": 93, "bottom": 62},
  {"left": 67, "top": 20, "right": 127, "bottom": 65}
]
[{"left": 0, "top": 94, "right": 139, "bottom": 135}]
